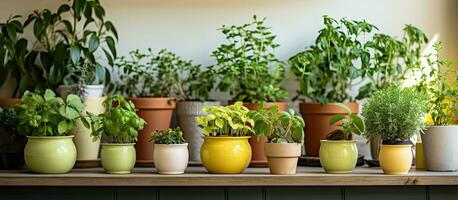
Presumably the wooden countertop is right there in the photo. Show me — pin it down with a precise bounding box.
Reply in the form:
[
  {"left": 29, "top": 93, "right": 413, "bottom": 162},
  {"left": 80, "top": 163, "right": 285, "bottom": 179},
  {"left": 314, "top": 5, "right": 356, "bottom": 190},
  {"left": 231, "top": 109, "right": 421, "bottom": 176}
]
[{"left": 1, "top": 166, "right": 458, "bottom": 186}]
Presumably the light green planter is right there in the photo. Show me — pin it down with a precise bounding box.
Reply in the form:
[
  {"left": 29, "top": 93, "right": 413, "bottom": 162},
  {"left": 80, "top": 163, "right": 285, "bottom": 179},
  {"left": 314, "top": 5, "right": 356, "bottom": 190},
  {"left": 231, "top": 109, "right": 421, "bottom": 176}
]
[
  {"left": 24, "top": 136, "right": 77, "bottom": 174},
  {"left": 100, "top": 143, "right": 136, "bottom": 174},
  {"left": 319, "top": 140, "right": 358, "bottom": 173}
]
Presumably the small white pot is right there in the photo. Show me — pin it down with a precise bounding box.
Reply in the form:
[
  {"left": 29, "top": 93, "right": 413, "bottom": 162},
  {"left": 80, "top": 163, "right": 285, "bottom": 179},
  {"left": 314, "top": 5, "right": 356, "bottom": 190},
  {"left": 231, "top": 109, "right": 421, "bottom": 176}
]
[
  {"left": 153, "top": 143, "right": 189, "bottom": 174},
  {"left": 58, "top": 85, "right": 104, "bottom": 99},
  {"left": 421, "top": 126, "right": 458, "bottom": 171}
]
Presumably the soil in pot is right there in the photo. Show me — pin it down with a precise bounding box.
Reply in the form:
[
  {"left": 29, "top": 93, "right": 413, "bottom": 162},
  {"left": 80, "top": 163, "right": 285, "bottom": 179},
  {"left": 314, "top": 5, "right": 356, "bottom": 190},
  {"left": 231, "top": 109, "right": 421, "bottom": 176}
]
[
  {"left": 264, "top": 143, "right": 301, "bottom": 174},
  {"left": 128, "top": 97, "right": 175, "bottom": 166},
  {"left": 153, "top": 143, "right": 189, "bottom": 174},
  {"left": 299, "top": 103, "right": 359, "bottom": 157},
  {"left": 319, "top": 140, "right": 358, "bottom": 173},
  {"left": 100, "top": 143, "right": 136, "bottom": 174},
  {"left": 421, "top": 126, "right": 458, "bottom": 171},
  {"left": 379, "top": 141, "right": 413, "bottom": 175}
]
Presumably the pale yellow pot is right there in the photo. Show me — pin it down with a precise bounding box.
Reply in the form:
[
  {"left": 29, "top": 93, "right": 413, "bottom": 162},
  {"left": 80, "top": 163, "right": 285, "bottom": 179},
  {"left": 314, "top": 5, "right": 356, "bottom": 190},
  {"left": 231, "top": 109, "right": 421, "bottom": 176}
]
[
  {"left": 264, "top": 143, "right": 301, "bottom": 175},
  {"left": 153, "top": 143, "right": 189, "bottom": 174},
  {"left": 379, "top": 144, "right": 413, "bottom": 175},
  {"left": 201, "top": 136, "right": 251, "bottom": 174},
  {"left": 100, "top": 143, "right": 136, "bottom": 174},
  {"left": 319, "top": 140, "right": 358, "bottom": 173},
  {"left": 24, "top": 136, "right": 77, "bottom": 174}
]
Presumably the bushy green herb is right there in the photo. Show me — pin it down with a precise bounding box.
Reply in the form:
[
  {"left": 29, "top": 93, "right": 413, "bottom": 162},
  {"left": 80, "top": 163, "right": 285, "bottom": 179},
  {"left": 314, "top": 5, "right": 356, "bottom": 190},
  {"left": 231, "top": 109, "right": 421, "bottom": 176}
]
[
  {"left": 361, "top": 85, "right": 429, "bottom": 142},
  {"left": 249, "top": 106, "right": 304, "bottom": 143},
  {"left": 212, "top": 15, "right": 287, "bottom": 103},
  {"left": 328, "top": 103, "right": 365, "bottom": 140},
  {"left": 17, "top": 89, "right": 88, "bottom": 136},
  {"left": 88, "top": 95, "right": 145, "bottom": 143},
  {"left": 150, "top": 127, "right": 186, "bottom": 144},
  {"left": 0, "top": 106, "right": 19, "bottom": 131},
  {"left": 195, "top": 102, "right": 255, "bottom": 137}
]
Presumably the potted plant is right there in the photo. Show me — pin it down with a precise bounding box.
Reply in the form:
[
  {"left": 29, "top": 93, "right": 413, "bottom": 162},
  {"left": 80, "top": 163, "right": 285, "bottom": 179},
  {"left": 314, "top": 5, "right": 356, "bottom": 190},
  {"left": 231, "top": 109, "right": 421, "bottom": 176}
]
[
  {"left": 320, "top": 103, "right": 365, "bottom": 173},
  {"left": 418, "top": 43, "right": 458, "bottom": 171},
  {"left": 195, "top": 102, "right": 255, "bottom": 174},
  {"left": 289, "top": 16, "right": 377, "bottom": 157},
  {"left": 113, "top": 49, "right": 178, "bottom": 166},
  {"left": 361, "top": 85, "right": 429, "bottom": 174},
  {"left": 212, "top": 15, "right": 288, "bottom": 167},
  {"left": 17, "top": 89, "right": 88, "bottom": 174},
  {"left": 249, "top": 106, "right": 304, "bottom": 174},
  {"left": 150, "top": 127, "right": 189, "bottom": 174},
  {"left": 0, "top": 106, "right": 26, "bottom": 169},
  {"left": 88, "top": 95, "right": 145, "bottom": 174}
]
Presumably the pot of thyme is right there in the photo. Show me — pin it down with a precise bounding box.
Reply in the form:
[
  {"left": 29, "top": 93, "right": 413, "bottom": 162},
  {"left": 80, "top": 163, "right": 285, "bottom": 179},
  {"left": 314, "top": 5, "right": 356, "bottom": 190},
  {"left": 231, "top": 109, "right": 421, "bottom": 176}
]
[
  {"left": 320, "top": 103, "right": 364, "bottom": 173},
  {"left": 289, "top": 16, "right": 377, "bottom": 157},
  {"left": 0, "top": 106, "right": 26, "bottom": 169},
  {"left": 362, "top": 85, "right": 429, "bottom": 175},
  {"left": 88, "top": 95, "right": 145, "bottom": 174},
  {"left": 249, "top": 106, "right": 304, "bottom": 174},
  {"left": 212, "top": 15, "right": 288, "bottom": 167},
  {"left": 113, "top": 49, "right": 182, "bottom": 166},
  {"left": 195, "top": 102, "right": 255, "bottom": 174},
  {"left": 17, "top": 89, "right": 88, "bottom": 174},
  {"left": 151, "top": 128, "right": 188, "bottom": 174},
  {"left": 418, "top": 43, "right": 458, "bottom": 171}
]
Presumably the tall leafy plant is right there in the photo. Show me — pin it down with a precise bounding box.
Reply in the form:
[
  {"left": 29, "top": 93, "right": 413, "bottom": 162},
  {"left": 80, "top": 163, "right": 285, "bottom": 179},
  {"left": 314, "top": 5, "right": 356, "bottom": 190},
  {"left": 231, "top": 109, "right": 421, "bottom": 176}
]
[{"left": 212, "top": 15, "right": 287, "bottom": 103}]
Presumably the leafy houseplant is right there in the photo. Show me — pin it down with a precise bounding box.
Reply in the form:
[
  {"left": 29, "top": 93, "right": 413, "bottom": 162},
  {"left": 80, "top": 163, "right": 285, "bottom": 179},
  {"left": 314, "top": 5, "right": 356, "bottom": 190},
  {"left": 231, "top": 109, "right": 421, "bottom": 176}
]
[
  {"left": 362, "top": 85, "right": 429, "bottom": 174},
  {"left": 150, "top": 128, "right": 189, "bottom": 174},
  {"left": 17, "top": 89, "right": 87, "bottom": 174},
  {"left": 249, "top": 106, "right": 304, "bottom": 174},
  {"left": 0, "top": 106, "right": 26, "bottom": 169},
  {"left": 88, "top": 95, "right": 145, "bottom": 174},
  {"left": 195, "top": 102, "right": 254, "bottom": 174}
]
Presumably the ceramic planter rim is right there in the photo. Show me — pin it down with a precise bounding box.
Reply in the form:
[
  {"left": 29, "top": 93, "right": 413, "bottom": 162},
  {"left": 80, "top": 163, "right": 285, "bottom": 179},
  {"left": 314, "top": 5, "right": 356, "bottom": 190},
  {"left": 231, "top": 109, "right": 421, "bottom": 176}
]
[
  {"left": 380, "top": 144, "right": 412, "bottom": 147},
  {"left": 26, "top": 135, "right": 74, "bottom": 139},
  {"left": 320, "top": 140, "right": 357, "bottom": 143},
  {"left": 101, "top": 143, "right": 136, "bottom": 146},
  {"left": 264, "top": 142, "right": 301, "bottom": 145},
  {"left": 154, "top": 143, "right": 189, "bottom": 146},
  {"left": 426, "top": 125, "right": 458, "bottom": 128},
  {"left": 204, "top": 136, "right": 252, "bottom": 139}
]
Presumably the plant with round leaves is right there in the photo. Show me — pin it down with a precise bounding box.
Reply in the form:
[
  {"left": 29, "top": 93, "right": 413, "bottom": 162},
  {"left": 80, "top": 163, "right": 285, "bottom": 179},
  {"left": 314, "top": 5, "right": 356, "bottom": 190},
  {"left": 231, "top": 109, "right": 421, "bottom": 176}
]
[
  {"left": 361, "top": 85, "right": 429, "bottom": 143},
  {"left": 212, "top": 15, "right": 287, "bottom": 104},
  {"left": 195, "top": 102, "right": 255, "bottom": 137},
  {"left": 16, "top": 89, "right": 89, "bottom": 136},
  {"left": 327, "top": 103, "right": 365, "bottom": 140},
  {"left": 249, "top": 106, "right": 304, "bottom": 143},
  {"left": 150, "top": 127, "right": 186, "bottom": 144},
  {"left": 88, "top": 95, "right": 145, "bottom": 143}
]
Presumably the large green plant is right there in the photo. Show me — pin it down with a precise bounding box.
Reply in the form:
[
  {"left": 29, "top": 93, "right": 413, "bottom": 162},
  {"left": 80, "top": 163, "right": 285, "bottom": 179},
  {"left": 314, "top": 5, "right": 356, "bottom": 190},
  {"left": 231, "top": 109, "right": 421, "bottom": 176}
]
[
  {"left": 212, "top": 15, "right": 287, "bottom": 103},
  {"left": 150, "top": 128, "right": 186, "bottom": 144},
  {"left": 195, "top": 102, "right": 255, "bottom": 137},
  {"left": 88, "top": 95, "right": 145, "bottom": 143},
  {"left": 361, "top": 85, "right": 429, "bottom": 142},
  {"left": 17, "top": 89, "right": 88, "bottom": 136},
  {"left": 249, "top": 106, "right": 304, "bottom": 143}
]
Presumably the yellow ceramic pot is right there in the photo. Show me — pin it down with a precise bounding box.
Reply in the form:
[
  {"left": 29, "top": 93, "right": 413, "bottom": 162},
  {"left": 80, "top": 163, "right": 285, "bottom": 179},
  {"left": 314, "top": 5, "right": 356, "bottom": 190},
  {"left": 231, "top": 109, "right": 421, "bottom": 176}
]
[
  {"left": 415, "top": 142, "right": 426, "bottom": 170},
  {"left": 379, "top": 144, "right": 413, "bottom": 175},
  {"left": 319, "top": 140, "right": 358, "bottom": 173},
  {"left": 200, "top": 136, "right": 251, "bottom": 174},
  {"left": 100, "top": 143, "right": 136, "bottom": 174}
]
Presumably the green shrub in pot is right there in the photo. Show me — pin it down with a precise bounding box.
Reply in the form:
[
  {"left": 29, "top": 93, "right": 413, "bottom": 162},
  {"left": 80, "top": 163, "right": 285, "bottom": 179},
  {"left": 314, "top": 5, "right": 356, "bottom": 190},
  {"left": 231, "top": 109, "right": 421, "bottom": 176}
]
[
  {"left": 17, "top": 89, "right": 87, "bottom": 173},
  {"left": 362, "top": 85, "right": 429, "bottom": 174},
  {"left": 150, "top": 128, "right": 189, "bottom": 174},
  {"left": 88, "top": 95, "right": 145, "bottom": 174},
  {"left": 249, "top": 106, "right": 304, "bottom": 174},
  {"left": 0, "top": 106, "right": 26, "bottom": 169}
]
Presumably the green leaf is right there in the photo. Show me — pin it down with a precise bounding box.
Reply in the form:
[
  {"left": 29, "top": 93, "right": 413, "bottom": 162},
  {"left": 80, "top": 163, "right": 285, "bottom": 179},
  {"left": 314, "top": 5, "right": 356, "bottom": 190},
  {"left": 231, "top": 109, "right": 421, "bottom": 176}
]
[
  {"left": 88, "top": 34, "right": 100, "bottom": 52},
  {"left": 70, "top": 45, "right": 81, "bottom": 65},
  {"left": 58, "top": 121, "right": 68, "bottom": 134},
  {"left": 6, "top": 23, "right": 17, "bottom": 41},
  {"left": 335, "top": 103, "right": 352, "bottom": 115},
  {"left": 64, "top": 106, "right": 80, "bottom": 120},
  {"left": 95, "top": 64, "right": 105, "bottom": 83},
  {"left": 329, "top": 114, "right": 345, "bottom": 126},
  {"left": 105, "top": 36, "right": 116, "bottom": 58},
  {"left": 57, "top": 4, "right": 70, "bottom": 15},
  {"left": 350, "top": 114, "right": 365, "bottom": 135}
]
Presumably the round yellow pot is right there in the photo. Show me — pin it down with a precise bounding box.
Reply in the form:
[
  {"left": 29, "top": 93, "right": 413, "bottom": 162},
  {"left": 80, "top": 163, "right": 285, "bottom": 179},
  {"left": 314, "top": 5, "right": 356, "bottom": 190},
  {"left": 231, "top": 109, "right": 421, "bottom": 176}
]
[
  {"left": 379, "top": 144, "right": 413, "bottom": 175},
  {"left": 24, "top": 136, "right": 77, "bottom": 174},
  {"left": 319, "top": 140, "right": 358, "bottom": 173},
  {"left": 100, "top": 143, "right": 136, "bottom": 174},
  {"left": 201, "top": 136, "right": 251, "bottom": 174}
]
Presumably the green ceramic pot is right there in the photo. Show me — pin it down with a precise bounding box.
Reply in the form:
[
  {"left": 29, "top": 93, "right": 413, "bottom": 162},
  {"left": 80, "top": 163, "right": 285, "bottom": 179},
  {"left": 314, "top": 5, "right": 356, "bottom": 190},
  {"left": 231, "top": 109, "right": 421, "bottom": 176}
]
[
  {"left": 319, "top": 140, "right": 358, "bottom": 173},
  {"left": 24, "top": 136, "right": 77, "bottom": 174},
  {"left": 100, "top": 143, "right": 136, "bottom": 174}
]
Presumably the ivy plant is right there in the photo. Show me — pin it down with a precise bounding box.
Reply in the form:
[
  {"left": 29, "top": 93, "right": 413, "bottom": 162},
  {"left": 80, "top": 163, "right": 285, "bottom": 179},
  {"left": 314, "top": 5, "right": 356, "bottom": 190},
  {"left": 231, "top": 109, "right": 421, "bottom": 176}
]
[
  {"left": 16, "top": 89, "right": 88, "bottom": 136},
  {"left": 327, "top": 103, "right": 365, "bottom": 140},
  {"left": 249, "top": 106, "right": 304, "bottom": 143},
  {"left": 195, "top": 102, "right": 255, "bottom": 137},
  {"left": 88, "top": 95, "right": 145, "bottom": 143},
  {"left": 212, "top": 15, "right": 287, "bottom": 103},
  {"left": 150, "top": 127, "right": 186, "bottom": 144}
]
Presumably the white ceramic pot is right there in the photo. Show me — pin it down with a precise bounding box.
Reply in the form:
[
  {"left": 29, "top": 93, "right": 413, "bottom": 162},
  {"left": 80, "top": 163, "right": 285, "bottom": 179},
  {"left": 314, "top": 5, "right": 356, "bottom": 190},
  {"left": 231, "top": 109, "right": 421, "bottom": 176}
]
[
  {"left": 421, "top": 126, "right": 458, "bottom": 171},
  {"left": 153, "top": 143, "right": 189, "bottom": 174},
  {"left": 58, "top": 85, "right": 104, "bottom": 99},
  {"left": 176, "top": 101, "right": 220, "bottom": 162}
]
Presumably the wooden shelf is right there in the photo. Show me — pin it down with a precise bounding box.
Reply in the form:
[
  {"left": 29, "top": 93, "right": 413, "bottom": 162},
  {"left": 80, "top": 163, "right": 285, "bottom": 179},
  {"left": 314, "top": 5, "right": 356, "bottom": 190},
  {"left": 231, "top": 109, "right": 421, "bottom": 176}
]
[{"left": 1, "top": 166, "right": 458, "bottom": 186}]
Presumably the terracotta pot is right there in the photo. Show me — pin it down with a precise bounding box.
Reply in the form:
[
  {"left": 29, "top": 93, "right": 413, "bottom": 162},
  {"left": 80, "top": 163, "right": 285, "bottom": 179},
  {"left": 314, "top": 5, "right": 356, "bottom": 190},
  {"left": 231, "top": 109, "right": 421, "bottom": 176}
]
[
  {"left": 128, "top": 97, "right": 175, "bottom": 166},
  {"left": 264, "top": 143, "right": 301, "bottom": 174},
  {"left": 0, "top": 98, "right": 21, "bottom": 107},
  {"left": 230, "top": 101, "right": 287, "bottom": 167},
  {"left": 299, "top": 102, "right": 359, "bottom": 157}
]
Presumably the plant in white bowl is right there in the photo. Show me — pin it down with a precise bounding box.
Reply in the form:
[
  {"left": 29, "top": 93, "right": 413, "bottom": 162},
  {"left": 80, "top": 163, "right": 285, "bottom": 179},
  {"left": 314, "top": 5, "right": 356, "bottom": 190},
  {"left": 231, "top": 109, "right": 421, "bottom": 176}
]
[{"left": 150, "top": 128, "right": 189, "bottom": 174}]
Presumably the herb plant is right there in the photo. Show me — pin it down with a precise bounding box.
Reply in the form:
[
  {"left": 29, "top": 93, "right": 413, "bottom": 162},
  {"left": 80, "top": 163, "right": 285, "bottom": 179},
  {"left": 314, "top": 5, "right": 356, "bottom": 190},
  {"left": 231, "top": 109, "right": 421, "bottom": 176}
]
[
  {"left": 88, "top": 95, "right": 145, "bottom": 143},
  {"left": 195, "top": 102, "right": 255, "bottom": 137},
  {"left": 327, "top": 103, "right": 365, "bottom": 140},
  {"left": 361, "top": 85, "right": 429, "bottom": 142},
  {"left": 17, "top": 89, "right": 88, "bottom": 136},
  {"left": 212, "top": 15, "right": 287, "bottom": 103},
  {"left": 150, "top": 127, "right": 186, "bottom": 144},
  {"left": 249, "top": 106, "right": 304, "bottom": 143}
]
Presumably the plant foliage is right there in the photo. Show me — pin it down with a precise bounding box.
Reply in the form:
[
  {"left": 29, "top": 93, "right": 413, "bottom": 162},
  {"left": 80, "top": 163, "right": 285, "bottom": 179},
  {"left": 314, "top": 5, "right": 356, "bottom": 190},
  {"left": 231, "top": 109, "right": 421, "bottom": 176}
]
[
  {"left": 328, "top": 103, "right": 365, "bottom": 140},
  {"left": 0, "top": 106, "right": 19, "bottom": 131},
  {"left": 150, "top": 127, "right": 186, "bottom": 144}
]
